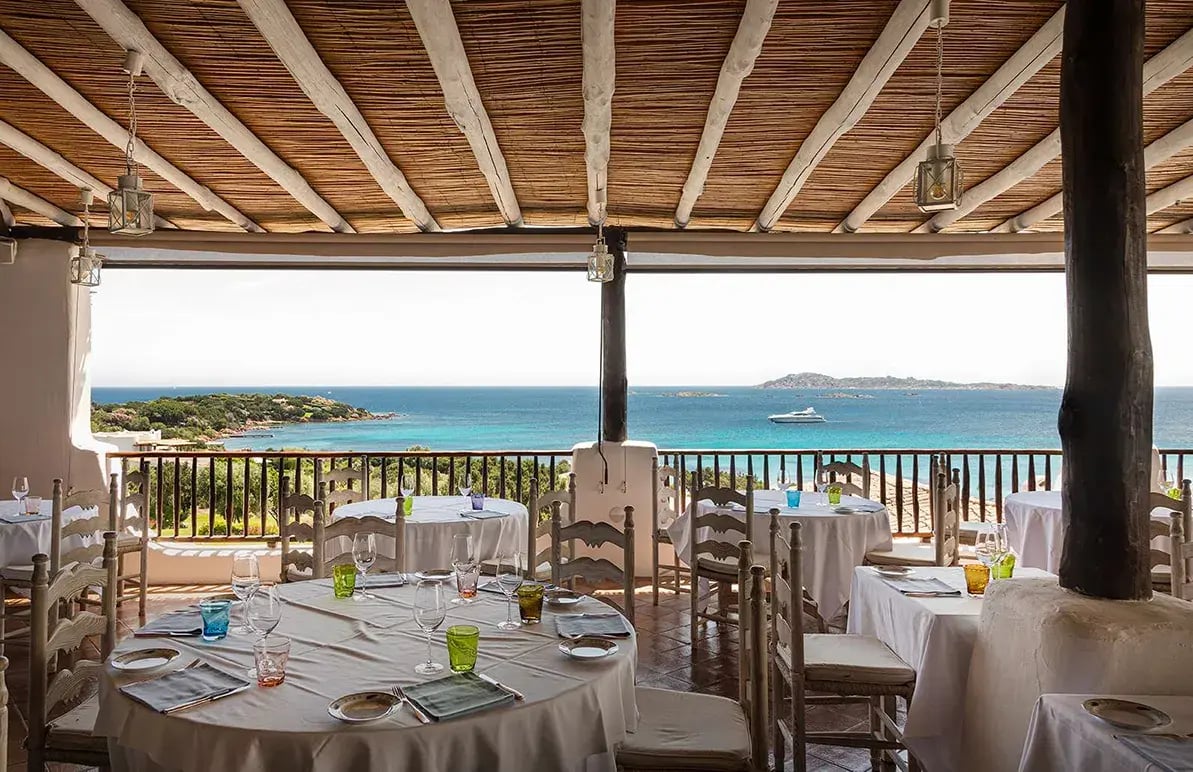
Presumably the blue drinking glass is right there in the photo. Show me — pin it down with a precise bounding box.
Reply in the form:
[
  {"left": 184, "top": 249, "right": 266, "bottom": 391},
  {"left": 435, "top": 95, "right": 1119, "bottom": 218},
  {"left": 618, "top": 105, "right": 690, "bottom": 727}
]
[
  {"left": 471, "top": 492, "right": 485, "bottom": 511},
  {"left": 199, "top": 599, "right": 232, "bottom": 641},
  {"left": 785, "top": 489, "right": 802, "bottom": 508}
]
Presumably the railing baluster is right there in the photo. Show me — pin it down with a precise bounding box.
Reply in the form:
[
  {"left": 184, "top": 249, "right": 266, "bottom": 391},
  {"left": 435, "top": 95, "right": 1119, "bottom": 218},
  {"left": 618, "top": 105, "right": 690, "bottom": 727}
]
[
  {"left": 380, "top": 458, "right": 389, "bottom": 498},
  {"left": 911, "top": 454, "right": 921, "bottom": 533},
  {"left": 499, "top": 455, "right": 507, "bottom": 499},
  {"left": 1027, "top": 454, "right": 1037, "bottom": 491},
  {"left": 516, "top": 455, "right": 524, "bottom": 502},
  {"left": 259, "top": 457, "right": 268, "bottom": 538},
  {"left": 225, "top": 457, "right": 234, "bottom": 536},
  {"left": 995, "top": 453, "right": 1003, "bottom": 522},
  {"left": 763, "top": 455, "right": 770, "bottom": 488},
  {"left": 1011, "top": 455, "right": 1020, "bottom": 494},
  {"left": 207, "top": 457, "right": 216, "bottom": 538},
  {"left": 879, "top": 454, "right": 887, "bottom": 506},
  {"left": 978, "top": 455, "right": 987, "bottom": 525},
  {"left": 189, "top": 457, "right": 197, "bottom": 528},
  {"left": 242, "top": 457, "right": 251, "bottom": 537},
  {"left": 172, "top": 458, "right": 181, "bottom": 536},
  {"left": 795, "top": 455, "right": 803, "bottom": 491},
  {"left": 713, "top": 456, "right": 721, "bottom": 487},
  {"left": 895, "top": 454, "right": 905, "bottom": 533}
]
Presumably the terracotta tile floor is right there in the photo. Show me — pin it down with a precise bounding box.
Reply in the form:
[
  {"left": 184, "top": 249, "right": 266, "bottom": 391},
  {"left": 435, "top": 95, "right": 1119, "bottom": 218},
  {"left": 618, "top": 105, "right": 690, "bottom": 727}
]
[{"left": 2, "top": 587, "right": 895, "bottom": 772}]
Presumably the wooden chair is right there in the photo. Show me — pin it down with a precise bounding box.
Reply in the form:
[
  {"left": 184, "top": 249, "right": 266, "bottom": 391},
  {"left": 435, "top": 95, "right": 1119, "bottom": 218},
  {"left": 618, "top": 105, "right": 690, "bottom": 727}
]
[
  {"left": 0, "top": 655, "right": 8, "bottom": 771},
  {"left": 312, "top": 500, "right": 406, "bottom": 579},
  {"left": 1170, "top": 511, "right": 1193, "bottom": 601},
  {"left": 115, "top": 466, "right": 150, "bottom": 623},
  {"left": 0, "top": 479, "right": 63, "bottom": 654},
  {"left": 551, "top": 503, "right": 634, "bottom": 625},
  {"left": 865, "top": 470, "right": 958, "bottom": 567},
  {"left": 28, "top": 532, "right": 117, "bottom": 772},
  {"left": 651, "top": 460, "right": 689, "bottom": 605},
  {"left": 815, "top": 457, "right": 871, "bottom": 498},
  {"left": 616, "top": 561, "right": 767, "bottom": 771},
  {"left": 321, "top": 462, "right": 366, "bottom": 515},
  {"left": 771, "top": 520, "right": 919, "bottom": 772},
  {"left": 524, "top": 475, "right": 575, "bottom": 581},
  {"left": 688, "top": 473, "right": 754, "bottom": 640},
  {"left": 1151, "top": 482, "right": 1192, "bottom": 593},
  {"left": 278, "top": 476, "right": 321, "bottom": 582}
]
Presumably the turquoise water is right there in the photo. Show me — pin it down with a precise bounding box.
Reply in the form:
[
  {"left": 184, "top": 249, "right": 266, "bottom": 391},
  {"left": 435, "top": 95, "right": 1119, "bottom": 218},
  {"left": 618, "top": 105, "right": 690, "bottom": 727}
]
[{"left": 91, "top": 386, "right": 1193, "bottom": 452}]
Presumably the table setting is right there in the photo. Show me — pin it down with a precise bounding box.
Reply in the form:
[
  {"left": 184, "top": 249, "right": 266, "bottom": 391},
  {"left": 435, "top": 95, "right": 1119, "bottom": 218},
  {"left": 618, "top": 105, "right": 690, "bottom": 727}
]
[
  {"left": 0, "top": 475, "right": 97, "bottom": 566},
  {"left": 98, "top": 546, "right": 638, "bottom": 772}
]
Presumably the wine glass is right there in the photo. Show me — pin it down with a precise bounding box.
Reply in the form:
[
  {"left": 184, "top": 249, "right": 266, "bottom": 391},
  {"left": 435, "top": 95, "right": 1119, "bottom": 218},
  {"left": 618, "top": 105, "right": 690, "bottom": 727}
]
[
  {"left": 975, "top": 525, "right": 1007, "bottom": 577},
  {"left": 496, "top": 553, "right": 524, "bottom": 630},
  {"left": 247, "top": 583, "right": 283, "bottom": 640},
  {"left": 230, "top": 552, "right": 261, "bottom": 635},
  {"left": 458, "top": 472, "right": 472, "bottom": 498},
  {"left": 774, "top": 471, "right": 787, "bottom": 491},
  {"left": 451, "top": 534, "right": 478, "bottom": 605},
  {"left": 400, "top": 474, "right": 415, "bottom": 499},
  {"left": 11, "top": 477, "right": 28, "bottom": 507},
  {"left": 352, "top": 532, "right": 377, "bottom": 601},
  {"left": 412, "top": 579, "right": 447, "bottom": 675}
]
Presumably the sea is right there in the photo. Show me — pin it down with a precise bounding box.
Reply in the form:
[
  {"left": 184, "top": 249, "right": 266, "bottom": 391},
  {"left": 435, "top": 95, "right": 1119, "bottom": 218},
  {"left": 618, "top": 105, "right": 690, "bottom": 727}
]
[{"left": 90, "top": 386, "right": 1193, "bottom": 453}]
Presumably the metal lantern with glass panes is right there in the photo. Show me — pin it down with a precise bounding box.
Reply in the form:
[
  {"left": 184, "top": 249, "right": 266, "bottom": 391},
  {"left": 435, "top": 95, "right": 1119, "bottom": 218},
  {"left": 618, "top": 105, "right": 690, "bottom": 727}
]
[
  {"left": 587, "top": 232, "right": 613, "bottom": 282},
  {"left": 70, "top": 188, "right": 103, "bottom": 287},
  {"left": 915, "top": 143, "right": 963, "bottom": 212},
  {"left": 108, "top": 50, "right": 154, "bottom": 236}
]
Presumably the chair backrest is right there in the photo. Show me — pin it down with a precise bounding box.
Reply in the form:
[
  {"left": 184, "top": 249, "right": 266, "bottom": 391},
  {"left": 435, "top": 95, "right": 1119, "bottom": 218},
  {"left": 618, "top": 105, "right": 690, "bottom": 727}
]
[
  {"left": 688, "top": 472, "right": 754, "bottom": 566},
  {"left": 742, "top": 562, "right": 768, "bottom": 770},
  {"left": 321, "top": 463, "right": 366, "bottom": 511},
  {"left": 528, "top": 475, "right": 575, "bottom": 580},
  {"left": 0, "top": 655, "right": 8, "bottom": 772},
  {"left": 653, "top": 460, "right": 680, "bottom": 534},
  {"left": 1170, "top": 513, "right": 1193, "bottom": 601},
  {"left": 49, "top": 479, "right": 63, "bottom": 574},
  {"left": 551, "top": 504, "right": 634, "bottom": 625},
  {"left": 28, "top": 532, "right": 116, "bottom": 751},
  {"left": 313, "top": 501, "right": 405, "bottom": 578},
  {"left": 120, "top": 463, "right": 150, "bottom": 538},
  {"left": 933, "top": 471, "right": 960, "bottom": 566},
  {"left": 817, "top": 458, "right": 870, "bottom": 498},
  {"left": 59, "top": 475, "right": 118, "bottom": 568},
  {"left": 278, "top": 476, "right": 320, "bottom": 581}
]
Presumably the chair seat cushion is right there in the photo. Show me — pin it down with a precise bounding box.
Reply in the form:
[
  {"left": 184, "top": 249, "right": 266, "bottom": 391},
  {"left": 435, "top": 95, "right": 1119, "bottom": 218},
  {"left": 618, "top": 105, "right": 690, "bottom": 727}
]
[
  {"left": 616, "top": 687, "right": 751, "bottom": 770},
  {"left": 117, "top": 534, "right": 144, "bottom": 552},
  {"left": 1, "top": 564, "right": 34, "bottom": 583},
  {"left": 958, "top": 521, "right": 983, "bottom": 546},
  {"left": 695, "top": 557, "right": 741, "bottom": 579},
  {"left": 788, "top": 634, "right": 916, "bottom": 686},
  {"left": 46, "top": 696, "right": 106, "bottom": 753},
  {"left": 865, "top": 541, "right": 937, "bottom": 567},
  {"left": 1153, "top": 564, "right": 1171, "bottom": 586}
]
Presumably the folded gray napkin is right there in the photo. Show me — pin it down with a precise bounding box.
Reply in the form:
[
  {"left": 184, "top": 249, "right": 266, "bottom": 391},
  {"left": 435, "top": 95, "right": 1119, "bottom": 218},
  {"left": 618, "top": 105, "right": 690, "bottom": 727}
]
[
  {"left": 133, "top": 609, "right": 204, "bottom": 637},
  {"left": 556, "top": 612, "right": 633, "bottom": 638},
  {"left": 120, "top": 663, "right": 250, "bottom": 714},
  {"left": 459, "top": 510, "right": 509, "bottom": 520},
  {"left": 882, "top": 577, "right": 962, "bottom": 597},
  {"left": 403, "top": 672, "right": 514, "bottom": 721},
  {"left": 1118, "top": 734, "right": 1193, "bottom": 771},
  {"left": 361, "top": 574, "right": 407, "bottom": 588},
  {"left": 0, "top": 512, "right": 51, "bottom": 524}
]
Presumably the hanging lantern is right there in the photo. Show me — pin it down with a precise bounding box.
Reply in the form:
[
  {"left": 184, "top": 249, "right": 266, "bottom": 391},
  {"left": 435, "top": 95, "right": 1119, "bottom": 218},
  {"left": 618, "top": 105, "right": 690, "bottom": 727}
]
[
  {"left": 587, "top": 192, "right": 614, "bottom": 282},
  {"left": 915, "top": 0, "right": 963, "bottom": 214},
  {"left": 71, "top": 189, "right": 104, "bottom": 287},
  {"left": 109, "top": 50, "right": 154, "bottom": 236}
]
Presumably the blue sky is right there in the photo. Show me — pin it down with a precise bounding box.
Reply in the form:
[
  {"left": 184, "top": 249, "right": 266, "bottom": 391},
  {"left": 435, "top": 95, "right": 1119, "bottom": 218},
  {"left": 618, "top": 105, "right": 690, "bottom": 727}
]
[{"left": 89, "top": 270, "right": 1193, "bottom": 387}]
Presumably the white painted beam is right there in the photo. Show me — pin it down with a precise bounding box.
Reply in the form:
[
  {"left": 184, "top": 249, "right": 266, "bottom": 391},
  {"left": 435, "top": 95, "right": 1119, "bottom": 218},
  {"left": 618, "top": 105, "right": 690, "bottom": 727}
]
[
  {"left": 1157, "top": 217, "right": 1193, "bottom": 234},
  {"left": 930, "top": 26, "right": 1193, "bottom": 233},
  {"left": 0, "top": 29, "right": 259, "bottom": 232},
  {"left": 1146, "top": 174, "right": 1193, "bottom": 215},
  {"left": 753, "top": 0, "right": 926, "bottom": 232},
  {"left": 581, "top": 0, "right": 615, "bottom": 226},
  {"left": 836, "top": 7, "right": 1065, "bottom": 233},
  {"left": 0, "top": 197, "right": 14, "bottom": 227},
  {"left": 74, "top": 0, "right": 354, "bottom": 233},
  {"left": 0, "top": 119, "right": 175, "bottom": 230},
  {"left": 405, "top": 0, "right": 522, "bottom": 226},
  {"left": 674, "top": 0, "right": 777, "bottom": 228},
  {"left": 237, "top": 0, "right": 438, "bottom": 232},
  {"left": 0, "top": 177, "right": 81, "bottom": 226}
]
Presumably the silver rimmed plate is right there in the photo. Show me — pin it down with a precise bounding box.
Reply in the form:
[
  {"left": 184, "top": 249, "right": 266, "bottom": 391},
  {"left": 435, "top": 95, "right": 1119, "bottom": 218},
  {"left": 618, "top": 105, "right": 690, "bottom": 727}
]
[
  {"left": 1083, "top": 698, "right": 1173, "bottom": 731},
  {"left": 111, "top": 647, "right": 182, "bottom": 672},
  {"left": 873, "top": 566, "right": 915, "bottom": 578},
  {"left": 328, "top": 691, "right": 402, "bottom": 723},
  {"left": 413, "top": 569, "right": 453, "bottom": 582},
  {"left": 559, "top": 636, "right": 619, "bottom": 660},
  {"left": 545, "top": 589, "right": 582, "bottom": 606}
]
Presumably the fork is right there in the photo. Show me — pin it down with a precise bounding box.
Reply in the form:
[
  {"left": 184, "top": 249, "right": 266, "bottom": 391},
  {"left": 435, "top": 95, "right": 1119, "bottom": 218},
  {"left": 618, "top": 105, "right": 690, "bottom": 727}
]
[{"left": 392, "top": 686, "right": 430, "bottom": 724}]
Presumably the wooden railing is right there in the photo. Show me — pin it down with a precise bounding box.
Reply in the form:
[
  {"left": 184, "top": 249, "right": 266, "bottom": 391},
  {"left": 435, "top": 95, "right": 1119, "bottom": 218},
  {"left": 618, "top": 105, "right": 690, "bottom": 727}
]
[{"left": 109, "top": 447, "right": 1193, "bottom": 540}]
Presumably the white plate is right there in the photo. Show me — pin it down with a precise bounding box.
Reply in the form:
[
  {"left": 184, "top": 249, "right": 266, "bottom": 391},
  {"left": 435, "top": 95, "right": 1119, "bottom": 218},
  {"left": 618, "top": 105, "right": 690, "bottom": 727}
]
[
  {"left": 873, "top": 566, "right": 915, "bottom": 577},
  {"left": 559, "top": 636, "right": 619, "bottom": 660},
  {"left": 328, "top": 691, "right": 401, "bottom": 723},
  {"left": 1083, "top": 698, "right": 1173, "bottom": 731},
  {"left": 414, "top": 569, "right": 453, "bottom": 582},
  {"left": 111, "top": 647, "right": 182, "bottom": 672},
  {"left": 545, "top": 589, "right": 582, "bottom": 606}
]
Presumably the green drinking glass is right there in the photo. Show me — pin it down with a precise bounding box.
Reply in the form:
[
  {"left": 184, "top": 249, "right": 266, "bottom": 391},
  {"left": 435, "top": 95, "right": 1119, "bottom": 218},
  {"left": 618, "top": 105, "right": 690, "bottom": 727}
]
[
  {"left": 332, "top": 564, "right": 357, "bottom": 599},
  {"left": 446, "top": 625, "right": 480, "bottom": 672},
  {"left": 827, "top": 485, "right": 843, "bottom": 505}
]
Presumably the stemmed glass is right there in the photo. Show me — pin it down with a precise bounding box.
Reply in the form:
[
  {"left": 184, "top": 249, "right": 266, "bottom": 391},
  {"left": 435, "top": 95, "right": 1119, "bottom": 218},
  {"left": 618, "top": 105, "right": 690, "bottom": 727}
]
[
  {"left": 11, "top": 477, "right": 28, "bottom": 508},
  {"left": 248, "top": 583, "right": 283, "bottom": 640},
  {"left": 774, "top": 471, "right": 787, "bottom": 491},
  {"left": 352, "top": 533, "right": 377, "bottom": 601},
  {"left": 458, "top": 472, "right": 472, "bottom": 498},
  {"left": 412, "top": 579, "right": 447, "bottom": 675},
  {"left": 451, "top": 534, "right": 478, "bottom": 605},
  {"left": 400, "top": 474, "right": 415, "bottom": 499},
  {"left": 230, "top": 552, "right": 261, "bottom": 635},
  {"left": 975, "top": 525, "right": 1007, "bottom": 578},
  {"left": 496, "top": 553, "right": 524, "bottom": 630}
]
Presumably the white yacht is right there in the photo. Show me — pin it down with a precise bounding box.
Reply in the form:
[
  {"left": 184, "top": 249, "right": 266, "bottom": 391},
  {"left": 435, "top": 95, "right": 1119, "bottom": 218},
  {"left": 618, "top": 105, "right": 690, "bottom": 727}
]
[{"left": 768, "top": 407, "right": 826, "bottom": 424}]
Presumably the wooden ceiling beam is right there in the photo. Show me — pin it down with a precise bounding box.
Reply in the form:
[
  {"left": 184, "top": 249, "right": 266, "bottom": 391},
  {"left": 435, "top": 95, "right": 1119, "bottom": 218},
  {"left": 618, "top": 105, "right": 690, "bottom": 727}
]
[
  {"left": 0, "top": 29, "right": 259, "bottom": 232},
  {"left": 753, "top": 0, "right": 925, "bottom": 232},
  {"left": 0, "top": 176, "right": 81, "bottom": 226},
  {"left": 581, "top": 0, "right": 615, "bottom": 226},
  {"left": 0, "top": 197, "right": 14, "bottom": 228},
  {"left": 928, "top": 26, "right": 1193, "bottom": 233},
  {"left": 836, "top": 7, "right": 1065, "bottom": 234},
  {"left": 406, "top": 0, "right": 522, "bottom": 227},
  {"left": 237, "top": 0, "right": 439, "bottom": 232},
  {"left": 1157, "top": 216, "right": 1193, "bottom": 234},
  {"left": 74, "top": 0, "right": 354, "bottom": 233},
  {"left": 675, "top": 0, "right": 778, "bottom": 229}
]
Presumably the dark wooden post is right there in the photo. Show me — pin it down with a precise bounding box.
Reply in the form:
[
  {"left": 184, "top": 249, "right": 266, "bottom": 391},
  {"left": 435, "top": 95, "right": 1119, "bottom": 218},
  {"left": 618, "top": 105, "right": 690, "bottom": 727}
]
[
  {"left": 1057, "top": 0, "right": 1153, "bottom": 600},
  {"left": 601, "top": 227, "right": 628, "bottom": 442}
]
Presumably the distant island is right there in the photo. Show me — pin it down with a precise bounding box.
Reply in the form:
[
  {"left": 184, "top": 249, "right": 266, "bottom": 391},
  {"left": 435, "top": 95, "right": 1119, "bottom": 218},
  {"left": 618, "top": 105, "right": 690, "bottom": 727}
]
[
  {"left": 661, "top": 391, "right": 727, "bottom": 398},
  {"left": 92, "top": 393, "right": 394, "bottom": 442},
  {"left": 820, "top": 391, "right": 875, "bottom": 399},
  {"left": 758, "top": 372, "right": 1054, "bottom": 391}
]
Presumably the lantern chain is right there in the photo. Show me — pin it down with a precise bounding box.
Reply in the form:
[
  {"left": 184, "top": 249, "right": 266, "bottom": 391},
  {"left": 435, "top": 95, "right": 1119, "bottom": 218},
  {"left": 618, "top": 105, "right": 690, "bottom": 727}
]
[
  {"left": 934, "top": 23, "right": 944, "bottom": 147},
  {"left": 125, "top": 69, "right": 138, "bottom": 176}
]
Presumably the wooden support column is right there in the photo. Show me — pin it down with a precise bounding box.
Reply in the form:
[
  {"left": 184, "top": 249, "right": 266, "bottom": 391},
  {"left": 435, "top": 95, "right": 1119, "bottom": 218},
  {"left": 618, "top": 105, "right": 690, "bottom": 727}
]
[
  {"left": 1058, "top": 0, "right": 1153, "bottom": 600},
  {"left": 601, "top": 227, "right": 628, "bottom": 442}
]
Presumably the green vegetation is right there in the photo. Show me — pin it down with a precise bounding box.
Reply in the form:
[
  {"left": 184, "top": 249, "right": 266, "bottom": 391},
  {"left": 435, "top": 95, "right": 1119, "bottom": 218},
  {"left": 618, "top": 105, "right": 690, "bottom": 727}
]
[{"left": 92, "top": 393, "right": 376, "bottom": 441}]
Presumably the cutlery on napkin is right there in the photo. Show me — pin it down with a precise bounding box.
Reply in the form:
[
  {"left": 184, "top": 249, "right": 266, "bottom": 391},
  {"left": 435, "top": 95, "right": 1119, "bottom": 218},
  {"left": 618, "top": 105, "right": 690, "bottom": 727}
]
[
  {"left": 881, "top": 577, "right": 962, "bottom": 597},
  {"left": 119, "top": 662, "right": 251, "bottom": 714},
  {"left": 400, "top": 672, "right": 515, "bottom": 721},
  {"left": 459, "top": 510, "right": 509, "bottom": 520},
  {"left": 133, "top": 608, "right": 204, "bottom": 637},
  {"left": 1116, "top": 733, "right": 1193, "bottom": 771},
  {"left": 555, "top": 612, "right": 633, "bottom": 639},
  {"left": 479, "top": 673, "right": 525, "bottom": 701}
]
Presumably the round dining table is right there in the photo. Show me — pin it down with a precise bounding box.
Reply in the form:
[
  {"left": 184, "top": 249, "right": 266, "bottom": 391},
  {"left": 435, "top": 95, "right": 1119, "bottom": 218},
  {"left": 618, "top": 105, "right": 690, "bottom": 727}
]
[
  {"left": 0, "top": 499, "right": 95, "bottom": 567},
  {"left": 331, "top": 496, "right": 528, "bottom": 572},
  {"left": 667, "top": 489, "right": 893, "bottom": 620},
  {"left": 98, "top": 578, "right": 638, "bottom": 772}
]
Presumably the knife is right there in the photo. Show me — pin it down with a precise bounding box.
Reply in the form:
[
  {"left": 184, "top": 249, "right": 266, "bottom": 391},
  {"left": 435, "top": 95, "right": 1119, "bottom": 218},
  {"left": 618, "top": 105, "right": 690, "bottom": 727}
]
[
  {"left": 163, "top": 683, "right": 251, "bottom": 714},
  {"left": 479, "top": 673, "right": 525, "bottom": 701}
]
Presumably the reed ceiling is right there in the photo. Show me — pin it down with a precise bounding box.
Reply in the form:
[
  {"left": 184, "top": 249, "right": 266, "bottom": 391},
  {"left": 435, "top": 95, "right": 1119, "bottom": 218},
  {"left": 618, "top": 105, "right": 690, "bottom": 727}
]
[{"left": 2, "top": 0, "right": 1193, "bottom": 240}]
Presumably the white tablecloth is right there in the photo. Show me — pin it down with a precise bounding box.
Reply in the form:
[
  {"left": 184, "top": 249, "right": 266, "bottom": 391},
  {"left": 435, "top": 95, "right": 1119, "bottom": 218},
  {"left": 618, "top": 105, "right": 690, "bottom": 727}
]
[
  {"left": 1019, "top": 694, "right": 1193, "bottom": 772},
  {"left": 99, "top": 579, "right": 637, "bottom": 772},
  {"left": 847, "top": 565, "right": 1052, "bottom": 772},
  {"left": 332, "top": 496, "right": 528, "bottom": 572},
  {"left": 1004, "top": 491, "right": 1177, "bottom": 573},
  {"left": 669, "top": 490, "right": 892, "bottom": 619},
  {"left": 0, "top": 499, "right": 95, "bottom": 568}
]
